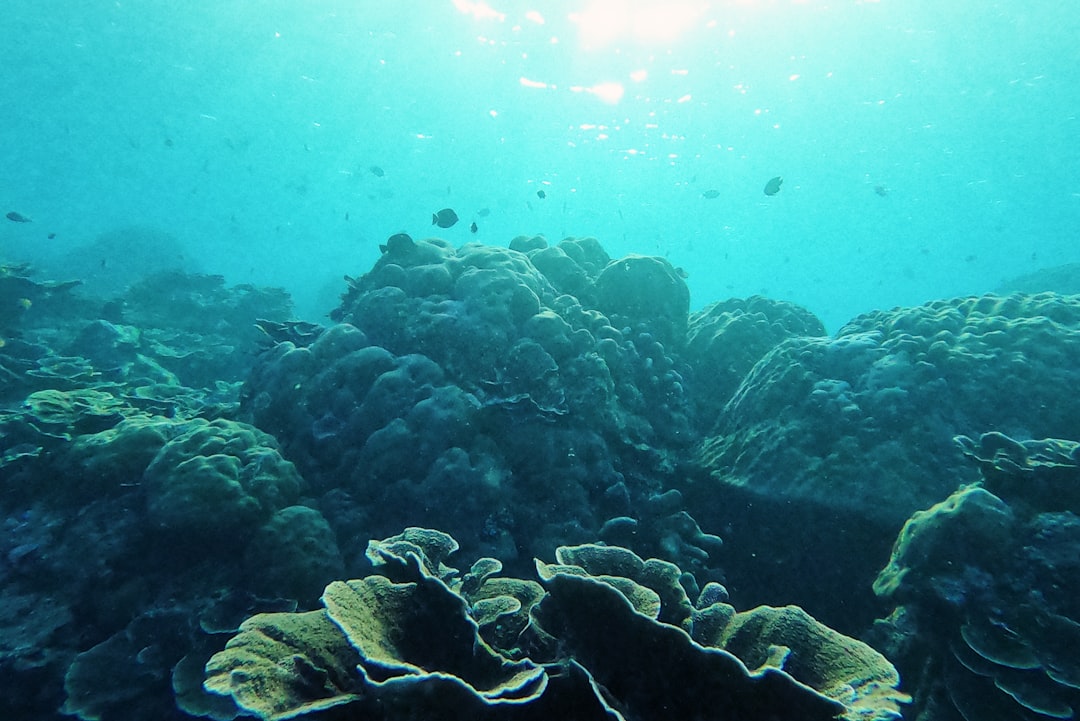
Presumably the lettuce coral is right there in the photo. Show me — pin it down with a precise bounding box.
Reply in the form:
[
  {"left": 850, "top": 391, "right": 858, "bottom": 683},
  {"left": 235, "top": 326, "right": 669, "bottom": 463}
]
[{"left": 203, "top": 528, "right": 906, "bottom": 721}]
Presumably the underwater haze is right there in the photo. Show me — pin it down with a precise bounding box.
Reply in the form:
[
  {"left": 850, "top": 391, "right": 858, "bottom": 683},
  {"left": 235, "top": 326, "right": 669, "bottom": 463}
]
[
  {"left": 4, "top": 3, "right": 1080, "bottom": 721},
  {"left": 3, "top": 0, "right": 1077, "bottom": 328}
]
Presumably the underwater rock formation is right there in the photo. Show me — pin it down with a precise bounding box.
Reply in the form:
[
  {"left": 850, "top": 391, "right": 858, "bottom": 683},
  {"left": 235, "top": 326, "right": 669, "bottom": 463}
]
[
  {"left": 204, "top": 528, "right": 908, "bottom": 721},
  {"left": 871, "top": 431, "right": 1080, "bottom": 721}
]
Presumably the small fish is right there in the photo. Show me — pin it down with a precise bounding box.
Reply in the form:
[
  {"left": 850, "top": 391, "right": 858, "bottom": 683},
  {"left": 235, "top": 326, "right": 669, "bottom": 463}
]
[
  {"left": 379, "top": 232, "right": 415, "bottom": 255},
  {"left": 17, "top": 298, "right": 32, "bottom": 310},
  {"left": 47, "top": 232, "right": 56, "bottom": 239},
  {"left": 369, "top": 165, "right": 385, "bottom": 177},
  {"left": 702, "top": 189, "right": 721, "bottom": 199},
  {"left": 763, "top": 176, "right": 783, "bottom": 196},
  {"left": 432, "top": 208, "right": 459, "bottom": 228},
  {"left": 470, "top": 222, "right": 478, "bottom": 233},
  {"left": 5, "top": 211, "right": 32, "bottom": 223},
  {"left": 477, "top": 208, "right": 491, "bottom": 217},
  {"left": 536, "top": 189, "right": 547, "bottom": 199},
  {"left": 873, "top": 185, "right": 888, "bottom": 197}
]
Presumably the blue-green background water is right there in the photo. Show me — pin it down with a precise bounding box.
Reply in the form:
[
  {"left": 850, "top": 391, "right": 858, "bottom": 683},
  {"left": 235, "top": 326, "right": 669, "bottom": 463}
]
[{"left": 2, "top": 0, "right": 1078, "bottom": 330}]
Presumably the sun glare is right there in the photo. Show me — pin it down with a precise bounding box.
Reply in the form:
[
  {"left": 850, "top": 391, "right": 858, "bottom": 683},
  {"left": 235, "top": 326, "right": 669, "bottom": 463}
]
[
  {"left": 449, "top": 0, "right": 773, "bottom": 107},
  {"left": 570, "top": 81, "right": 626, "bottom": 104},
  {"left": 570, "top": 0, "right": 708, "bottom": 48},
  {"left": 451, "top": 0, "right": 506, "bottom": 22}
]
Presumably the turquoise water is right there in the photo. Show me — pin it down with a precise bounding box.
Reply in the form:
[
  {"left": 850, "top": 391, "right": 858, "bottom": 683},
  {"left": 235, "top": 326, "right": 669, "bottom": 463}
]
[
  {"left": 4, "top": 5, "right": 1080, "bottom": 720},
  {"left": 3, "top": 0, "right": 1077, "bottom": 330}
]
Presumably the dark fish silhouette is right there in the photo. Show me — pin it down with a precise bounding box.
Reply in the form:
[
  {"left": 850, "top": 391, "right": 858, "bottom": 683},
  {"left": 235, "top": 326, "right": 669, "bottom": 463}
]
[
  {"left": 477, "top": 208, "right": 491, "bottom": 217},
  {"left": 380, "top": 232, "right": 415, "bottom": 255},
  {"left": 873, "top": 185, "right": 888, "bottom": 197},
  {"left": 369, "top": 165, "right": 385, "bottom": 177},
  {"left": 763, "top": 176, "right": 783, "bottom": 196},
  {"left": 432, "top": 208, "right": 459, "bottom": 228},
  {"left": 537, "top": 189, "right": 547, "bottom": 199},
  {"left": 470, "top": 222, "right": 478, "bottom": 233},
  {"left": 702, "top": 189, "right": 721, "bottom": 199},
  {"left": 5, "top": 211, "right": 32, "bottom": 223}
]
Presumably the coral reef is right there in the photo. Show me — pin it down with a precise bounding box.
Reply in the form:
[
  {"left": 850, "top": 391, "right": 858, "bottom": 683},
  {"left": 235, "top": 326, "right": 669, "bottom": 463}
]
[
  {"left": 6, "top": 232, "right": 1080, "bottom": 721},
  {"left": 871, "top": 431, "right": 1080, "bottom": 721},
  {"left": 245, "top": 238, "right": 700, "bottom": 565},
  {"left": 205, "top": 528, "right": 907, "bottom": 721},
  {"left": 690, "top": 292, "right": 1080, "bottom": 629},
  {"left": 685, "top": 294, "right": 826, "bottom": 419}
]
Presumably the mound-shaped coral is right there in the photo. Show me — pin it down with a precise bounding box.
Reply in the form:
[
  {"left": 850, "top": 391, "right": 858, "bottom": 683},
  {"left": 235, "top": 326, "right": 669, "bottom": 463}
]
[
  {"left": 685, "top": 295, "right": 826, "bottom": 418},
  {"left": 699, "top": 293, "right": 1080, "bottom": 522},
  {"left": 144, "top": 418, "right": 303, "bottom": 541},
  {"left": 594, "top": 253, "right": 690, "bottom": 347},
  {"left": 690, "top": 292, "right": 1080, "bottom": 629},
  {"left": 242, "top": 238, "right": 699, "bottom": 564}
]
